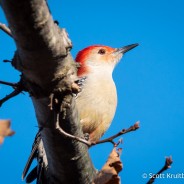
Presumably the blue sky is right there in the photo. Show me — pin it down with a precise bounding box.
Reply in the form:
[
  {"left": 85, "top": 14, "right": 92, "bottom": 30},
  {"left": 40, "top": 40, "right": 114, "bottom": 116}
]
[{"left": 0, "top": 0, "right": 184, "bottom": 183}]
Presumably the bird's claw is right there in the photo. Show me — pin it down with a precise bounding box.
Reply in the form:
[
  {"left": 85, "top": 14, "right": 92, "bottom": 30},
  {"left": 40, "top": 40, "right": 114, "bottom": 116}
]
[{"left": 84, "top": 133, "right": 90, "bottom": 141}]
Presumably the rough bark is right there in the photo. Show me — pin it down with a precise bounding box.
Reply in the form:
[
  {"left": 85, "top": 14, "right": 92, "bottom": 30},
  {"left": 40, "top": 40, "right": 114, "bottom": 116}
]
[{"left": 0, "top": 0, "right": 96, "bottom": 183}]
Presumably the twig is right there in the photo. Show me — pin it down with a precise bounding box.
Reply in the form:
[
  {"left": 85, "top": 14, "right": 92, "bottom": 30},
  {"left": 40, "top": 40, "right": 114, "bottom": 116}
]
[
  {"left": 0, "top": 23, "right": 12, "bottom": 37},
  {"left": 0, "top": 80, "right": 25, "bottom": 107},
  {"left": 0, "top": 80, "right": 18, "bottom": 88},
  {"left": 0, "top": 88, "right": 22, "bottom": 107},
  {"left": 3, "top": 60, "right": 11, "bottom": 63},
  {"left": 56, "top": 119, "right": 140, "bottom": 147},
  {"left": 55, "top": 113, "right": 92, "bottom": 146},
  {"left": 92, "top": 121, "right": 140, "bottom": 146},
  {"left": 147, "top": 156, "right": 173, "bottom": 184}
]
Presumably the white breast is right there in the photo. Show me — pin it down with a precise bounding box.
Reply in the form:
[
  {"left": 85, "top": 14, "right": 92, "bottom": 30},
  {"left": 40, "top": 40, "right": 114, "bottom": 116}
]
[{"left": 76, "top": 67, "right": 117, "bottom": 137}]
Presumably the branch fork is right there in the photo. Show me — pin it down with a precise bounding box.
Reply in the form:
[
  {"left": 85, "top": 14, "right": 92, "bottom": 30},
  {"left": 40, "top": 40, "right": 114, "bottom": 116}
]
[{"left": 56, "top": 119, "right": 140, "bottom": 147}]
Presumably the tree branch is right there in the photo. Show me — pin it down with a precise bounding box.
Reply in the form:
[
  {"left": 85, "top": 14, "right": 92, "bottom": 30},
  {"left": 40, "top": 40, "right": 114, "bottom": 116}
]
[
  {"left": 0, "top": 80, "right": 24, "bottom": 107},
  {"left": 147, "top": 156, "right": 173, "bottom": 184},
  {"left": 0, "top": 0, "right": 96, "bottom": 183},
  {"left": 55, "top": 121, "right": 139, "bottom": 147},
  {"left": 56, "top": 113, "right": 92, "bottom": 146},
  {"left": 0, "top": 22, "right": 12, "bottom": 37},
  {"left": 0, "top": 80, "right": 17, "bottom": 87},
  {"left": 93, "top": 121, "right": 140, "bottom": 146}
]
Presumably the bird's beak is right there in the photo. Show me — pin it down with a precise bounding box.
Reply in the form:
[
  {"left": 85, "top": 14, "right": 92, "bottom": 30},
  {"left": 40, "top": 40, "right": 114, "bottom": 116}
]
[{"left": 116, "top": 43, "right": 139, "bottom": 54}]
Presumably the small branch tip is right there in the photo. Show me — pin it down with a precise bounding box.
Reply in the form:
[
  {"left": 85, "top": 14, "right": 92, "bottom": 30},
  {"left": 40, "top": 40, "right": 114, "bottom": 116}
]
[
  {"left": 93, "top": 121, "right": 140, "bottom": 146},
  {"left": 165, "top": 156, "right": 173, "bottom": 169},
  {"left": 0, "top": 23, "right": 12, "bottom": 37},
  {"left": 147, "top": 156, "right": 173, "bottom": 184}
]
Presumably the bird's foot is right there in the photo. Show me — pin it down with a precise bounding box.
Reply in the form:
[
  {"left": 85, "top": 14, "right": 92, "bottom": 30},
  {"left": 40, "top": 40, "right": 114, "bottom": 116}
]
[{"left": 83, "top": 133, "right": 90, "bottom": 141}]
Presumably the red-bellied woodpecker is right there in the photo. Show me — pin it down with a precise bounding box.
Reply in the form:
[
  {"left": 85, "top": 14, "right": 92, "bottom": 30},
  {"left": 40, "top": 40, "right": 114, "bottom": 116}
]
[
  {"left": 75, "top": 44, "right": 138, "bottom": 142},
  {"left": 22, "top": 43, "right": 138, "bottom": 182}
]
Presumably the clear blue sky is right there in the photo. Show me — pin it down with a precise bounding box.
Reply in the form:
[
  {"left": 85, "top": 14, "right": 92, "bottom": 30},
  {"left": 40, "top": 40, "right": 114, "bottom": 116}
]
[{"left": 0, "top": 0, "right": 184, "bottom": 183}]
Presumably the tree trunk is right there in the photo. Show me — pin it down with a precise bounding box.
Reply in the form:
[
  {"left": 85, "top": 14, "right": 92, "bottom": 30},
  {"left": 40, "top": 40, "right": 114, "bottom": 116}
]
[{"left": 0, "top": 0, "right": 96, "bottom": 183}]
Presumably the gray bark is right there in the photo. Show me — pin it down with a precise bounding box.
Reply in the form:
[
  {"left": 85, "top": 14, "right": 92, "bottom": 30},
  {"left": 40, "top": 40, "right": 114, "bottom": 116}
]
[{"left": 0, "top": 0, "right": 96, "bottom": 183}]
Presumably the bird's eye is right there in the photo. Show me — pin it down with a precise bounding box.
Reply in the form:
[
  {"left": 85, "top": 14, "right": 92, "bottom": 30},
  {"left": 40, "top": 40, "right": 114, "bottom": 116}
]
[{"left": 98, "top": 49, "right": 106, "bottom": 55}]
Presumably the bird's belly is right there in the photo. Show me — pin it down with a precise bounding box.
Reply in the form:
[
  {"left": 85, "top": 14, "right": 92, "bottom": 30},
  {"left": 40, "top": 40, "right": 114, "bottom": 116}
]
[{"left": 76, "top": 80, "right": 117, "bottom": 140}]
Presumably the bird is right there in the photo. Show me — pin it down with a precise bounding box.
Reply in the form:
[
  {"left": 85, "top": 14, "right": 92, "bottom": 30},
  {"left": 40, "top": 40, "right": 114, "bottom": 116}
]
[
  {"left": 22, "top": 43, "right": 138, "bottom": 182},
  {"left": 75, "top": 43, "right": 138, "bottom": 142}
]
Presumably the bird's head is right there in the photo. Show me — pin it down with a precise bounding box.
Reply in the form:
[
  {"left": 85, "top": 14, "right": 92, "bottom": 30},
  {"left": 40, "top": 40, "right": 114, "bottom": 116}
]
[{"left": 76, "top": 44, "right": 138, "bottom": 76}]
